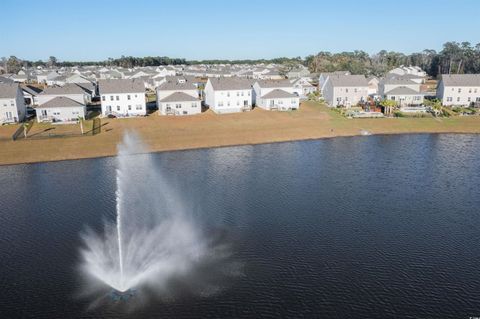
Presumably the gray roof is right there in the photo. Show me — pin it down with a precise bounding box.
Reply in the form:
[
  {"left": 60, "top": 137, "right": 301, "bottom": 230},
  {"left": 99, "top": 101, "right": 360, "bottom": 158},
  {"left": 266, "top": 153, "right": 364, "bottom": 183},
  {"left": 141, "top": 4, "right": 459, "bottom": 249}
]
[
  {"left": 37, "top": 96, "right": 85, "bottom": 108},
  {"left": 40, "top": 83, "right": 91, "bottom": 95},
  {"left": 208, "top": 77, "right": 253, "bottom": 91},
  {"left": 261, "top": 89, "right": 297, "bottom": 99},
  {"left": 157, "top": 81, "right": 197, "bottom": 91},
  {"left": 160, "top": 92, "right": 198, "bottom": 103},
  {"left": 99, "top": 79, "right": 145, "bottom": 94},
  {"left": 0, "top": 76, "right": 14, "bottom": 84},
  {"left": 0, "top": 82, "right": 20, "bottom": 99},
  {"left": 328, "top": 75, "right": 368, "bottom": 87},
  {"left": 381, "top": 75, "right": 418, "bottom": 85},
  {"left": 385, "top": 86, "right": 421, "bottom": 95},
  {"left": 440, "top": 74, "right": 480, "bottom": 87},
  {"left": 257, "top": 80, "right": 293, "bottom": 88}
]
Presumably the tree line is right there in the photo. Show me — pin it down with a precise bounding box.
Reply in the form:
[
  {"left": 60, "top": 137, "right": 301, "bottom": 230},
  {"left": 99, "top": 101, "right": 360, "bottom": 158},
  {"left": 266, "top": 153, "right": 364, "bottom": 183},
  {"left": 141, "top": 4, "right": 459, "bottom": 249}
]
[{"left": 2, "top": 41, "right": 480, "bottom": 77}]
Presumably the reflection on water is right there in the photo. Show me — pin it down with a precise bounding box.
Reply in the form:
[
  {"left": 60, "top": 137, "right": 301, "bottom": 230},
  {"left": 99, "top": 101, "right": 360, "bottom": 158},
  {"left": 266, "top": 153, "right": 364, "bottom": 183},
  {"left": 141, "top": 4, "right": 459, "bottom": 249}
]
[{"left": 0, "top": 134, "right": 480, "bottom": 318}]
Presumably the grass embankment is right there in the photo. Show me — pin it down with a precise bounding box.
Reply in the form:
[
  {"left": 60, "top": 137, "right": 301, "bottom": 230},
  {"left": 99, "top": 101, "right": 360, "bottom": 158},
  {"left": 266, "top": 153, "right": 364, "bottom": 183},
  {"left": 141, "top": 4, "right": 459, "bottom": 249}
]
[{"left": 0, "top": 101, "right": 479, "bottom": 166}]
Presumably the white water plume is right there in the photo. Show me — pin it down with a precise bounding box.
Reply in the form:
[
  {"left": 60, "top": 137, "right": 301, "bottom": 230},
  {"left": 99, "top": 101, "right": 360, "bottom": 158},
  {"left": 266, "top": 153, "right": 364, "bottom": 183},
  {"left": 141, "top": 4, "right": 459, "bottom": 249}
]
[{"left": 79, "top": 132, "right": 213, "bottom": 294}]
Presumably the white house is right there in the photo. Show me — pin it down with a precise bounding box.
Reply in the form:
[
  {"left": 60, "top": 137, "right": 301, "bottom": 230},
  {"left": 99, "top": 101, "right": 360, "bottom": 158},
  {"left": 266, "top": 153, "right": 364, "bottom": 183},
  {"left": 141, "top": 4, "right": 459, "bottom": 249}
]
[
  {"left": 436, "top": 74, "right": 480, "bottom": 107},
  {"left": 0, "top": 82, "right": 27, "bottom": 124},
  {"left": 388, "top": 65, "right": 427, "bottom": 78},
  {"left": 318, "top": 71, "right": 351, "bottom": 94},
  {"left": 99, "top": 79, "right": 146, "bottom": 117},
  {"left": 36, "top": 96, "right": 86, "bottom": 123},
  {"left": 291, "top": 77, "right": 316, "bottom": 99},
  {"left": 204, "top": 77, "right": 253, "bottom": 114},
  {"left": 384, "top": 87, "right": 424, "bottom": 106},
  {"left": 322, "top": 75, "right": 369, "bottom": 107},
  {"left": 379, "top": 76, "right": 424, "bottom": 106},
  {"left": 36, "top": 83, "right": 93, "bottom": 105},
  {"left": 156, "top": 78, "right": 201, "bottom": 115},
  {"left": 253, "top": 80, "right": 300, "bottom": 111}
]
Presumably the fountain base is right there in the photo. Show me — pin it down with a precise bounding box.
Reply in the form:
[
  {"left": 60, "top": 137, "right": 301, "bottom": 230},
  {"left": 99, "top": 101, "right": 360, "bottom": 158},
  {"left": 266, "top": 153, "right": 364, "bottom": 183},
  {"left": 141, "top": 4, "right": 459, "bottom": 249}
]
[{"left": 109, "top": 289, "right": 136, "bottom": 301}]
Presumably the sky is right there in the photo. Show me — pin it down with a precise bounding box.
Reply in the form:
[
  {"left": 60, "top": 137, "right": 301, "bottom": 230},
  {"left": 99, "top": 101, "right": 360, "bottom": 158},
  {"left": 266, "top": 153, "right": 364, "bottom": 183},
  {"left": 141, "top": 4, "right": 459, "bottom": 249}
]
[{"left": 1, "top": 0, "right": 479, "bottom": 61}]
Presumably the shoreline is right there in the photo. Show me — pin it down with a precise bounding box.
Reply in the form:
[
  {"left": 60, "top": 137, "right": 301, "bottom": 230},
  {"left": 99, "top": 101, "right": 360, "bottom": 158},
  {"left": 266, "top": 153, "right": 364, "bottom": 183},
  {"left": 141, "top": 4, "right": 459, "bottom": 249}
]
[
  {"left": 1, "top": 102, "right": 480, "bottom": 166},
  {"left": 1, "top": 131, "right": 479, "bottom": 167}
]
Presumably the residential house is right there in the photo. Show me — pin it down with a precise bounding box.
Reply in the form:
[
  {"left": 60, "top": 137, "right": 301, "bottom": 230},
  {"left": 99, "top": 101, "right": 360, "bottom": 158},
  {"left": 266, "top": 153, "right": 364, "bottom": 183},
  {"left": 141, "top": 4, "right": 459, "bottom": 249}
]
[
  {"left": 99, "top": 79, "right": 146, "bottom": 117},
  {"left": 156, "top": 78, "right": 201, "bottom": 115},
  {"left": 253, "top": 80, "right": 299, "bottom": 111},
  {"left": 36, "top": 83, "right": 93, "bottom": 105},
  {"left": 388, "top": 65, "right": 427, "bottom": 78},
  {"left": 291, "top": 77, "right": 316, "bottom": 99},
  {"left": 204, "top": 77, "right": 253, "bottom": 114},
  {"left": 322, "top": 75, "right": 368, "bottom": 107},
  {"left": 318, "top": 71, "right": 351, "bottom": 94},
  {"left": 36, "top": 96, "right": 86, "bottom": 123},
  {"left": 21, "top": 84, "right": 43, "bottom": 106},
  {"left": 0, "top": 82, "right": 27, "bottom": 124},
  {"left": 436, "top": 74, "right": 480, "bottom": 107},
  {"left": 379, "top": 76, "right": 424, "bottom": 106}
]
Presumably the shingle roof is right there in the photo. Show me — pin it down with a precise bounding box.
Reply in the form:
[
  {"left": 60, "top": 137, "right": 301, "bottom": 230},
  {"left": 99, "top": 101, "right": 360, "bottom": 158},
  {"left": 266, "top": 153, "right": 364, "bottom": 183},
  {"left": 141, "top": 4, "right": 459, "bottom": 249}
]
[
  {"left": 261, "top": 89, "right": 297, "bottom": 99},
  {"left": 208, "top": 77, "right": 253, "bottom": 90},
  {"left": 328, "top": 75, "right": 368, "bottom": 87},
  {"left": 157, "top": 81, "right": 197, "bottom": 91},
  {"left": 257, "top": 80, "right": 293, "bottom": 88},
  {"left": 99, "top": 79, "right": 145, "bottom": 94},
  {"left": 40, "top": 83, "right": 90, "bottom": 95},
  {"left": 159, "top": 92, "right": 198, "bottom": 103},
  {"left": 385, "top": 86, "right": 421, "bottom": 95},
  {"left": 0, "top": 82, "right": 20, "bottom": 99},
  {"left": 37, "top": 96, "right": 85, "bottom": 108},
  {"left": 440, "top": 74, "right": 480, "bottom": 87}
]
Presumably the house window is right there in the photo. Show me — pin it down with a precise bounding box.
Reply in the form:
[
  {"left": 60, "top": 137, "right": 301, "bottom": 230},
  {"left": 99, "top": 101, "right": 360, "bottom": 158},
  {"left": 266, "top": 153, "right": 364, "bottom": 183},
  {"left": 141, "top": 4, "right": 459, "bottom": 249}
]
[
  {"left": 183, "top": 111, "right": 188, "bottom": 115},
  {"left": 102, "top": 96, "right": 105, "bottom": 101},
  {"left": 227, "top": 92, "right": 230, "bottom": 97},
  {"left": 468, "top": 97, "right": 471, "bottom": 102},
  {"left": 110, "top": 96, "right": 114, "bottom": 101},
  {"left": 117, "top": 106, "right": 120, "bottom": 111},
  {"left": 227, "top": 102, "right": 230, "bottom": 106},
  {"left": 391, "top": 96, "right": 396, "bottom": 101},
  {"left": 469, "top": 89, "right": 472, "bottom": 93},
  {"left": 192, "top": 103, "right": 197, "bottom": 107},
  {"left": 176, "top": 104, "right": 181, "bottom": 109},
  {"left": 128, "top": 105, "right": 132, "bottom": 110},
  {"left": 278, "top": 100, "right": 283, "bottom": 105},
  {"left": 127, "top": 95, "right": 131, "bottom": 100},
  {"left": 136, "top": 105, "right": 142, "bottom": 110},
  {"left": 218, "top": 101, "right": 224, "bottom": 107},
  {"left": 447, "top": 97, "right": 452, "bottom": 102},
  {"left": 236, "top": 92, "right": 239, "bottom": 97},
  {"left": 346, "top": 89, "right": 349, "bottom": 93},
  {"left": 135, "top": 94, "right": 138, "bottom": 98},
  {"left": 10, "top": 101, "right": 14, "bottom": 106},
  {"left": 116, "top": 96, "right": 120, "bottom": 101},
  {"left": 476, "top": 97, "right": 480, "bottom": 102},
  {"left": 458, "top": 88, "right": 462, "bottom": 93},
  {"left": 457, "top": 97, "right": 460, "bottom": 102},
  {"left": 237, "top": 101, "right": 239, "bottom": 106},
  {"left": 241, "top": 92, "right": 244, "bottom": 96},
  {"left": 354, "top": 88, "right": 358, "bottom": 93},
  {"left": 291, "top": 99, "right": 296, "bottom": 104},
  {"left": 248, "top": 91, "right": 250, "bottom": 96},
  {"left": 475, "top": 89, "right": 478, "bottom": 93}
]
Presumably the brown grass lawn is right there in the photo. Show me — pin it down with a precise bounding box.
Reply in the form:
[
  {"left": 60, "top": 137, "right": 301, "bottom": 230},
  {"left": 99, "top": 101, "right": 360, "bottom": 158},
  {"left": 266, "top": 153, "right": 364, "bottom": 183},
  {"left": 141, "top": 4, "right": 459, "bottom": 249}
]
[{"left": 0, "top": 101, "right": 479, "bottom": 165}]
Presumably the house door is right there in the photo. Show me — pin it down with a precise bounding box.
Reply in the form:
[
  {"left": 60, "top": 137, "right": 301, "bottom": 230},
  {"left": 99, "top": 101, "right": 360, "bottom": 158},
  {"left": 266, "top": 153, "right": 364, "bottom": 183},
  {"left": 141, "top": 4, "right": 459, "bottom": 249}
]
[
  {"left": 107, "top": 106, "right": 112, "bottom": 112},
  {"left": 244, "top": 100, "right": 248, "bottom": 106},
  {"left": 41, "top": 110, "right": 47, "bottom": 117},
  {"left": 5, "top": 112, "right": 12, "bottom": 120},
  {"left": 270, "top": 100, "right": 274, "bottom": 107}
]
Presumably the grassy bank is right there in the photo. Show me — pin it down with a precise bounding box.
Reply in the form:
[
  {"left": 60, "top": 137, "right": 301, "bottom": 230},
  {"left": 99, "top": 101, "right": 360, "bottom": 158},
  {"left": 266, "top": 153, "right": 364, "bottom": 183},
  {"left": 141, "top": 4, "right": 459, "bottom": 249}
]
[{"left": 0, "top": 101, "right": 479, "bottom": 166}]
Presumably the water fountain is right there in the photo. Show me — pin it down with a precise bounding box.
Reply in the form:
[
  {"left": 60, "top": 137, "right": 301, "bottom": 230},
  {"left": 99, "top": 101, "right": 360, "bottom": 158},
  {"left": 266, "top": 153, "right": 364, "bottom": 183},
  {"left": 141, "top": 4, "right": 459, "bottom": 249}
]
[{"left": 80, "top": 132, "right": 209, "bottom": 295}]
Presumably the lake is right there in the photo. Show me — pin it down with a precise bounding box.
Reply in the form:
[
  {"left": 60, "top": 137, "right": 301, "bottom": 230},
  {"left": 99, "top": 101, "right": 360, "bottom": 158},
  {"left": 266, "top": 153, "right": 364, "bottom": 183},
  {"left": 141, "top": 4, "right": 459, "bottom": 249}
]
[{"left": 1, "top": 134, "right": 480, "bottom": 318}]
